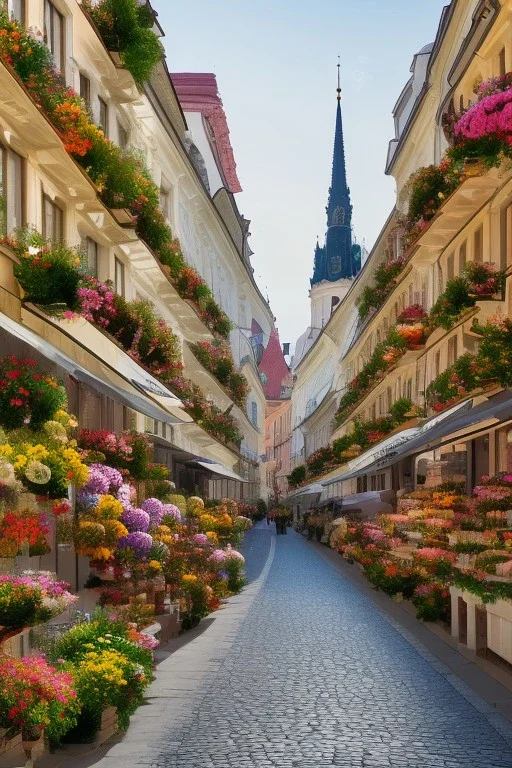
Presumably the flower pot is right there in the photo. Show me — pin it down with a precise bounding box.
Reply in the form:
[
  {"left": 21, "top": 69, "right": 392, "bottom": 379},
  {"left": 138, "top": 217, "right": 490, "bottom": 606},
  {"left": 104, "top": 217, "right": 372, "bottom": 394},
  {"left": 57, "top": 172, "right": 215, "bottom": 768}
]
[
  {"left": 22, "top": 728, "right": 44, "bottom": 761},
  {"left": 108, "top": 207, "right": 136, "bottom": 226},
  {"left": 462, "top": 158, "right": 485, "bottom": 178}
]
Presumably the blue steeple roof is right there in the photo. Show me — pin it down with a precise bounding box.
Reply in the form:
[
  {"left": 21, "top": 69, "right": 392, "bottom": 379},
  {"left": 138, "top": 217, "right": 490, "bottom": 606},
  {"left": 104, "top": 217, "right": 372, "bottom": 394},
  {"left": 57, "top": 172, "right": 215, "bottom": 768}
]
[{"left": 311, "top": 65, "right": 361, "bottom": 287}]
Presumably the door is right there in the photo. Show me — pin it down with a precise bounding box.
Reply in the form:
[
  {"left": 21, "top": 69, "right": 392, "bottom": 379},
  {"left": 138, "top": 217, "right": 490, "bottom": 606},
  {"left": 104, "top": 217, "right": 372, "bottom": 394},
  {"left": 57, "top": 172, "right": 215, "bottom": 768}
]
[
  {"left": 458, "top": 597, "right": 468, "bottom": 645},
  {"left": 475, "top": 606, "right": 487, "bottom": 658}
]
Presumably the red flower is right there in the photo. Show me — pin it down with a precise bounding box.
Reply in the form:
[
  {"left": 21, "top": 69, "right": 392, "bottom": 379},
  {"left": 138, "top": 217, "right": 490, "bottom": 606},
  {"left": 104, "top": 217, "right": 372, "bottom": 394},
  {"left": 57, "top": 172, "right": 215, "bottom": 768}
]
[
  {"left": 10, "top": 398, "right": 23, "bottom": 407},
  {"left": 6, "top": 369, "right": 22, "bottom": 380}
]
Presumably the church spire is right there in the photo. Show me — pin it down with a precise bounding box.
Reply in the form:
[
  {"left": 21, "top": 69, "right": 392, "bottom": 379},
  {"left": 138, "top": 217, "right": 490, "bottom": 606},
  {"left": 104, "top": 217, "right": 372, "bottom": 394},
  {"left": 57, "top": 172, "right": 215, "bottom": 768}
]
[{"left": 311, "top": 62, "right": 361, "bottom": 286}]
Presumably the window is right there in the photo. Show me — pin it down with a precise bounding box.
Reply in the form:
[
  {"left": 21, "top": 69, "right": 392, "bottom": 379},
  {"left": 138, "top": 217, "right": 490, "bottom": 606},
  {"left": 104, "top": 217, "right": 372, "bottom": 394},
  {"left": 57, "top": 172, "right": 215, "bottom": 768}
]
[
  {"left": 42, "top": 195, "right": 63, "bottom": 240},
  {"left": 386, "top": 387, "right": 392, "bottom": 411},
  {"left": 160, "top": 184, "right": 172, "bottom": 222},
  {"left": 435, "top": 351, "right": 441, "bottom": 378},
  {"left": 114, "top": 256, "right": 125, "bottom": 296},
  {"left": 421, "top": 279, "right": 427, "bottom": 308},
  {"left": 406, "top": 379, "right": 412, "bottom": 400},
  {"left": 250, "top": 401, "right": 258, "bottom": 427},
  {"left": 448, "top": 336, "right": 458, "bottom": 367},
  {"left": 7, "top": 0, "right": 24, "bottom": 22},
  {"left": 0, "top": 144, "right": 23, "bottom": 235},
  {"left": 459, "top": 94, "right": 464, "bottom": 112},
  {"left": 447, "top": 252, "right": 454, "bottom": 281},
  {"left": 82, "top": 236, "right": 98, "bottom": 277},
  {"left": 459, "top": 241, "right": 467, "bottom": 271},
  {"left": 98, "top": 97, "right": 109, "bottom": 137},
  {"left": 500, "top": 47, "right": 506, "bottom": 77},
  {"left": 117, "top": 121, "right": 129, "bottom": 149},
  {"left": 79, "top": 73, "right": 91, "bottom": 108},
  {"left": 474, "top": 226, "right": 483, "bottom": 263},
  {"left": 44, "top": 0, "right": 64, "bottom": 71}
]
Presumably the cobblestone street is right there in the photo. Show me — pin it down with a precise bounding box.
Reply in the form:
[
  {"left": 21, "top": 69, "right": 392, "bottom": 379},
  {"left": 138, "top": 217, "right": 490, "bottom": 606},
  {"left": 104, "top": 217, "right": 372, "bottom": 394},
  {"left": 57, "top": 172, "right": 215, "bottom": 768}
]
[{"left": 96, "top": 525, "right": 512, "bottom": 768}]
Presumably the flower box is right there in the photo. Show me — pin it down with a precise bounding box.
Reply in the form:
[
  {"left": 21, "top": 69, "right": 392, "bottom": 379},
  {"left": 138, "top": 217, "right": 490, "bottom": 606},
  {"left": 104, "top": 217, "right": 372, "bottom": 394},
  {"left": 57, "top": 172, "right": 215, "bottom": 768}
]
[
  {"left": 108, "top": 207, "right": 136, "bottom": 226},
  {"left": 95, "top": 706, "right": 118, "bottom": 746}
]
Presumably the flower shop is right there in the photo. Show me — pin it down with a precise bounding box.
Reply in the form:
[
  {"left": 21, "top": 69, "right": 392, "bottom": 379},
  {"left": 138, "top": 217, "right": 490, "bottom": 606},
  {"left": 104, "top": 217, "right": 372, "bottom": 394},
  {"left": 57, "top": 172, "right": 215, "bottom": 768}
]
[{"left": 0, "top": 351, "right": 253, "bottom": 762}]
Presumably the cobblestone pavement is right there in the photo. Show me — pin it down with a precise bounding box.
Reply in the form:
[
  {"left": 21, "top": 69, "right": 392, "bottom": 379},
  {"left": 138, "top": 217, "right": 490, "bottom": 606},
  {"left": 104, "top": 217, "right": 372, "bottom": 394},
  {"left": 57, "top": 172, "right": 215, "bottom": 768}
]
[{"left": 97, "top": 527, "right": 512, "bottom": 768}]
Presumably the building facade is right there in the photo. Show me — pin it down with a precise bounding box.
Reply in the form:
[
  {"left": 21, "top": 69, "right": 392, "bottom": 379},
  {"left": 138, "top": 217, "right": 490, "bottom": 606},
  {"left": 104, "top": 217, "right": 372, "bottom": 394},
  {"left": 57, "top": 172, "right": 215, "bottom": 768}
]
[
  {"left": 289, "top": 0, "right": 512, "bottom": 508},
  {"left": 260, "top": 328, "right": 293, "bottom": 499},
  {"left": 0, "top": 0, "right": 273, "bottom": 500}
]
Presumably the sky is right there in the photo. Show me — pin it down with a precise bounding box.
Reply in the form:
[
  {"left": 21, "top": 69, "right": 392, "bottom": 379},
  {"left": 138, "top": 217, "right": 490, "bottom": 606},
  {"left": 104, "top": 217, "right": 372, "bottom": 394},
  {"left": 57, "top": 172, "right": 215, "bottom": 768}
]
[{"left": 153, "top": 0, "right": 448, "bottom": 346}]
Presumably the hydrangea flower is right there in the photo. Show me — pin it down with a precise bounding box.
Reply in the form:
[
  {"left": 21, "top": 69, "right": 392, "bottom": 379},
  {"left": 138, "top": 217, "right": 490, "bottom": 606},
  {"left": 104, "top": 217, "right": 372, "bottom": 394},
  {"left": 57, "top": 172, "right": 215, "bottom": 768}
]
[
  {"left": 224, "top": 546, "right": 245, "bottom": 564},
  {"left": 162, "top": 504, "right": 181, "bottom": 523},
  {"left": 90, "top": 463, "right": 123, "bottom": 492},
  {"left": 209, "top": 549, "right": 227, "bottom": 564},
  {"left": 81, "top": 466, "right": 110, "bottom": 496},
  {"left": 141, "top": 498, "right": 164, "bottom": 526},
  {"left": 117, "top": 532, "right": 153, "bottom": 557},
  {"left": 122, "top": 508, "right": 151, "bottom": 533},
  {"left": 77, "top": 492, "right": 101, "bottom": 511},
  {"left": 193, "top": 533, "right": 209, "bottom": 546}
]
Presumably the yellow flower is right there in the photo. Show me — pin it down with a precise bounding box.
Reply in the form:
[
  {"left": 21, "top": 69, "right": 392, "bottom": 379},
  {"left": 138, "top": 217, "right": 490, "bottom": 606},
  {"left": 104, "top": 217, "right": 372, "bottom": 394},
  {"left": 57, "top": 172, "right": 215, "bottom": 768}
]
[
  {"left": 148, "top": 559, "right": 162, "bottom": 571},
  {"left": 96, "top": 494, "right": 123, "bottom": 520},
  {"left": 182, "top": 574, "right": 197, "bottom": 583},
  {"left": 0, "top": 444, "right": 13, "bottom": 458},
  {"left": 13, "top": 454, "right": 27, "bottom": 470}
]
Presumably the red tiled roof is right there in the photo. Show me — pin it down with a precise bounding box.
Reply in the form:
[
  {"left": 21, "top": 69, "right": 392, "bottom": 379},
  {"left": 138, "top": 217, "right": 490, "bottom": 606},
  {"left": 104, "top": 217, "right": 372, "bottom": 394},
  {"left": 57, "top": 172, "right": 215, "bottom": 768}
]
[
  {"left": 171, "top": 72, "right": 242, "bottom": 194},
  {"left": 259, "top": 328, "right": 291, "bottom": 400}
]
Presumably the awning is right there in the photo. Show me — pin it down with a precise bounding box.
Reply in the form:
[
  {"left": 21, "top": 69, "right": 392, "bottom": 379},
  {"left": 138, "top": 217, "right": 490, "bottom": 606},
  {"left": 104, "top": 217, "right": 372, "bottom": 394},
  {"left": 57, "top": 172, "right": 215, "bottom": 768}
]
[
  {"left": 191, "top": 459, "right": 248, "bottom": 483},
  {"left": 324, "top": 390, "right": 512, "bottom": 484},
  {"left": 288, "top": 482, "right": 324, "bottom": 499},
  {"left": 0, "top": 310, "right": 189, "bottom": 425}
]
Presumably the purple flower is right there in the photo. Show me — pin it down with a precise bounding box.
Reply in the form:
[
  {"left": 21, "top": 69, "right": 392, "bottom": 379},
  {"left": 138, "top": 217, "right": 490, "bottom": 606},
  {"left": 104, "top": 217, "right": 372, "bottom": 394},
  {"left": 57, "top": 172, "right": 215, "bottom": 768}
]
[
  {"left": 209, "top": 549, "right": 227, "bottom": 564},
  {"left": 162, "top": 504, "right": 181, "bottom": 523},
  {"left": 122, "top": 508, "right": 151, "bottom": 533},
  {"left": 90, "top": 463, "right": 123, "bottom": 492},
  {"left": 141, "top": 498, "right": 164, "bottom": 527},
  {"left": 81, "top": 467, "right": 109, "bottom": 496},
  {"left": 193, "top": 533, "right": 209, "bottom": 546},
  {"left": 117, "top": 532, "right": 153, "bottom": 557}
]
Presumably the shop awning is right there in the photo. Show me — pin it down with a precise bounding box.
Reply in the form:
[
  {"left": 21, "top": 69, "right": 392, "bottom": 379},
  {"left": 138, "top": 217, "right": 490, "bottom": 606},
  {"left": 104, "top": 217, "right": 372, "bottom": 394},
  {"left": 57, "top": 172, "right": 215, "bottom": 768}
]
[
  {"left": 0, "top": 310, "right": 189, "bottom": 425},
  {"left": 288, "top": 483, "right": 324, "bottom": 499},
  {"left": 323, "top": 390, "right": 512, "bottom": 484},
  {"left": 191, "top": 459, "right": 248, "bottom": 483}
]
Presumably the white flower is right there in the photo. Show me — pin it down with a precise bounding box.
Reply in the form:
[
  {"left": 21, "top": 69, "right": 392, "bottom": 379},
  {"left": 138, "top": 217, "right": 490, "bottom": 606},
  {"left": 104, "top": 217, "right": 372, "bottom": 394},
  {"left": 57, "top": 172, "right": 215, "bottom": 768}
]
[
  {"left": 25, "top": 460, "right": 51, "bottom": 484},
  {"left": 28, "top": 246, "right": 41, "bottom": 255},
  {"left": 0, "top": 460, "right": 16, "bottom": 486}
]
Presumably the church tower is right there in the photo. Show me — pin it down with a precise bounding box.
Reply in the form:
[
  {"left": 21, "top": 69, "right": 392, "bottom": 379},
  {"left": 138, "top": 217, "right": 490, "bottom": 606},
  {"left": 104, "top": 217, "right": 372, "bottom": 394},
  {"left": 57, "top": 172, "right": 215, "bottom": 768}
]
[{"left": 310, "top": 63, "right": 361, "bottom": 330}]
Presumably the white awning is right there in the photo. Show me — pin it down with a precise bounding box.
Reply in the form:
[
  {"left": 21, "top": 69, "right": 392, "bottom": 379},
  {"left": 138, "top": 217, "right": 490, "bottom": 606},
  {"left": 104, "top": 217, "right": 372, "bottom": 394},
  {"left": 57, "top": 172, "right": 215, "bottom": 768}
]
[
  {"left": 0, "top": 310, "right": 189, "bottom": 425},
  {"left": 289, "top": 483, "right": 324, "bottom": 498},
  {"left": 194, "top": 460, "right": 248, "bottom": 483}
]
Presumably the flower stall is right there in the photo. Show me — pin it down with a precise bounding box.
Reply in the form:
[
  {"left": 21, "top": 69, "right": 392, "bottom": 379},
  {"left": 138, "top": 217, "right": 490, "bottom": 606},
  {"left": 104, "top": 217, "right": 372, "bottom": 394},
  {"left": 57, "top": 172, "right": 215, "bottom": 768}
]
[
  {"left": 330, "top": 473, "right": 512, "bottom": 671},
  {"left": 0, "top": 354, "right": 251, "bottom": 761}
]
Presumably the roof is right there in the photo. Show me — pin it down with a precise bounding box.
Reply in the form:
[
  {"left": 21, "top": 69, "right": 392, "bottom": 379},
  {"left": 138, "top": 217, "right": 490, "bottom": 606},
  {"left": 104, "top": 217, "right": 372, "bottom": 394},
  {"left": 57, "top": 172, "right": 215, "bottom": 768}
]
[
  {"left": 259, "top": 328, "right": 291, "bottom": 400},
  {"left": 171, "top": 73, "right": 242, "bottom": 194}
]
